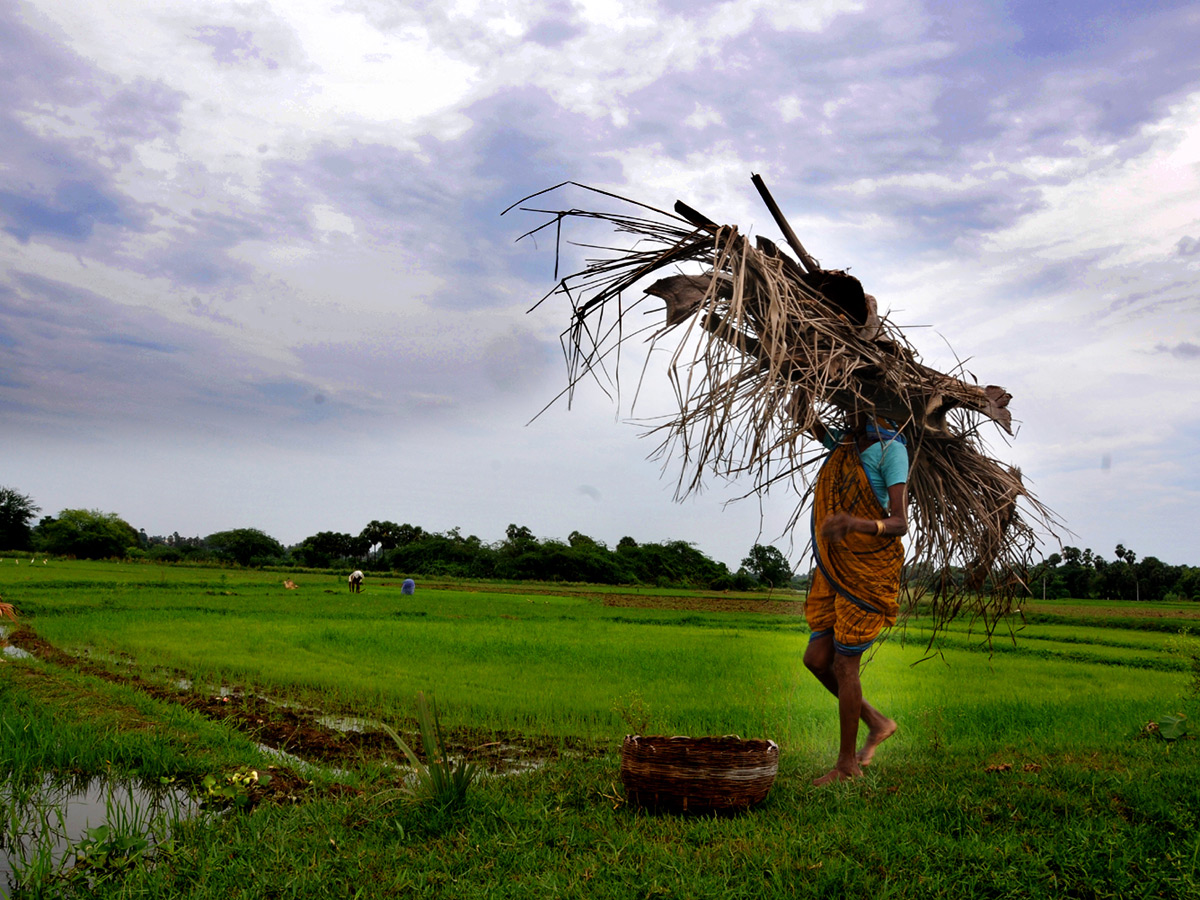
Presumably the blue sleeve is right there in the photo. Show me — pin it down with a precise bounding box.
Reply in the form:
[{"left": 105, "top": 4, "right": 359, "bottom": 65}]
[{"left": 878, "top": 441, "right": 909, "bottom": 487}]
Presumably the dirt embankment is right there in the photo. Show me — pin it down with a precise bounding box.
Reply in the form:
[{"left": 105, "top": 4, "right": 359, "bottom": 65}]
[
  {"left": 408, "top": 580, "right": 807, "bottom": 615},
  {"left": 1029, "top": 602, "right": 1200, "bottom": 620},
  {"left": 600, "top": 592, "right": 805, "bottom": 615}
]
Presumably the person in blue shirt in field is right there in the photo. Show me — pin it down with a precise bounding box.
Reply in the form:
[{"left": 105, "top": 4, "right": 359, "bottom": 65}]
[{"left": 804, "top": 411, "right": 909, "bottom": 785}]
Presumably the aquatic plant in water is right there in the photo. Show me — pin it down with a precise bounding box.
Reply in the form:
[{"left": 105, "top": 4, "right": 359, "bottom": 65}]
[
  {"left": 200, "top": 767, "right": 270, "bottom": 810},
  {"left": 2, "top": 776, "right": 190, "bottom": 895}
]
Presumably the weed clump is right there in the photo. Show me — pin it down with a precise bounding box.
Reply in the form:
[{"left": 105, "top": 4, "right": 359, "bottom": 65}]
[{"left": 381, "top": 692, "right": 479, "bottom": 810}]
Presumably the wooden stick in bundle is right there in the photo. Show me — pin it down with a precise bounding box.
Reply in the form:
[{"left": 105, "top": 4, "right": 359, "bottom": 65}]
[{"left": 751, "top": 173, "right": 820, "bottom": 274}]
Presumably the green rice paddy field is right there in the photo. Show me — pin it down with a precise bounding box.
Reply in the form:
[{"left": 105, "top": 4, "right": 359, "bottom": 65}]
[{"left": 1, "top": 560, "right": 1198, "bottom": 899}]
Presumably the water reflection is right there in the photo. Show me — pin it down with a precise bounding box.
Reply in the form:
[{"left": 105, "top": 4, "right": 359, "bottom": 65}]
[
  {"left": 0, "top": 627, "right": 30, "bottom": 661},
  {"left": 0, "top": 776, "right": 195, "bottom": 895},
  {"left": 315, "top": 714, "right": 382, "bottom": 733}
]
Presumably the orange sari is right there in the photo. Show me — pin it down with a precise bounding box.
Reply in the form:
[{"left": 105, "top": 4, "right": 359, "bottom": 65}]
[{"left": 806, "top": 442, "right": 903, "bottom": 653}]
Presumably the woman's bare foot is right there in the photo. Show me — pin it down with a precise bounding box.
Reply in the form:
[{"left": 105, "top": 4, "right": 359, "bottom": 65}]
[
  {"left": 857, "top": 717, "right": 897, "bottom": 766},
  {"left": 812, "top": 762, "right": 862, "bottom": 786}
]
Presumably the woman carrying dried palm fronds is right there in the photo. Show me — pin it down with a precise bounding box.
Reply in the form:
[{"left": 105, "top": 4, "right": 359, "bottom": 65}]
[
  {"left": 803, "top": 413, "right": 908, "bottom": 784},
  {"left": 506, "top": 178, "right": 1058, "bottom": 649}
]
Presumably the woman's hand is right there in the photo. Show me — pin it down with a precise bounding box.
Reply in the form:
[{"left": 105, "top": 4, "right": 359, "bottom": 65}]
[{"left": 820, "top": 513, "right": 856, "bottom": 543}]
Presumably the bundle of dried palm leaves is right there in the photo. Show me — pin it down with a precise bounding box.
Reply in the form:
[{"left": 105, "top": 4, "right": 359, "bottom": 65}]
[{"left": 507, "top": 178, "right": 1057, "bottom": 643}]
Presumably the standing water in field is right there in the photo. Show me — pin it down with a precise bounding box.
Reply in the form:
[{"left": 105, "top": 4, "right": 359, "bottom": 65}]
[
  {"left": 0, "top": 776, "right": 196, "bottom": 895},
  {"left": 0, "top": 627, "right": 31, "bottom": 662}
]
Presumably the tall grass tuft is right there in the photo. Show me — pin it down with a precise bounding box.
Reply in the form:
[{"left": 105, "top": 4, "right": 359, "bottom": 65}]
[{"left": 381, "top": 692, "right": 479, "bottom": 809}]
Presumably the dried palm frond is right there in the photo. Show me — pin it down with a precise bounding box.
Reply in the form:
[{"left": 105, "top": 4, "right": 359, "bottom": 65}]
[{"left": 506, "top": 179, "right": 1059, "bottom": 646}]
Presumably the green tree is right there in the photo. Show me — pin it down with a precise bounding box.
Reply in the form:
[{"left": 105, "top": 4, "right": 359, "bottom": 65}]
[
  {"left": 394, "top": 523, "right": 426, "bottom": 546},
  {"left": 34, "top": 509, "right": 139, "bottom": 559},
  {"left": 360, "top": 520, "right": 401, "bottom": 561},
  {"left": 1030, "top": 552, "right": 1070, "bottom": 599},
  {"left": 624, "top": 540, "right": 731, "bottom": 588},
  {"left": 741, "top": 544, "right": 793, "bottom": 588},
  {"left": 0, "top": 486, "right": 41, "bottom": 551},
  {"left": 1175, "top": 567, "right": 1200, "bottom": 601},
  {"left": 568, "top": 530, "right": 603, "bottom": 550},
  {"left": 1056, "top": 546, "right": 1094, "bottom": 599},
  {"left": 205, "top": 528, "right": 285, "bottom": 567},
  {"left": 294, "top": 531, "right": 357, "bottom": 567},
  {"left": 503, "top": 524, "right": 537, "bottom": 552},
  {"left": 1136, "top": 556, "right": 1170, "bottom": 602},
  {"left": 386, "top": 529, "right": 495, "bottom": 579}
]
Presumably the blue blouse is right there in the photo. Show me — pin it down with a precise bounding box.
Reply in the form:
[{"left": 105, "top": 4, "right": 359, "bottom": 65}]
[{"left": 822, "top": 429, "right": 909, "bottom": 512}]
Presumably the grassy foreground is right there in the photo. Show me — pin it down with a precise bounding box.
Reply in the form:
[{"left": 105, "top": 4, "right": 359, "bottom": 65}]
[{"left": 1, "top": 560, "right": 1198, "bottom": 898}]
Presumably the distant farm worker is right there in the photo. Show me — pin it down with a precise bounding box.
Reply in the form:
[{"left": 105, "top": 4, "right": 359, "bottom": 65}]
[
  {"left": 401, "top": 578, "right": 416, "bottom": 595},
  {"left": 348, "top": 570, "right": 364, "bottom": 593},
  {"left": 804, "top": 412, "right": 909, "bottom": 785}
]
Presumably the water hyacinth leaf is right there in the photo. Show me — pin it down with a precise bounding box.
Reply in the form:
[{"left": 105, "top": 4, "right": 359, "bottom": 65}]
[{"left": 1157, "top": 713, "right": 1187, "bottom": 740}]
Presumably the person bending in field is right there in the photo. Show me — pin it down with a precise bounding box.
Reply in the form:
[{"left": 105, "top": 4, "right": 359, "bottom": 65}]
[
  {"left": 804, "top": 412, "right": 909, "bottom": 785},
  {"left": 348, "top": 570, "right": 364, "bottom": 593}
]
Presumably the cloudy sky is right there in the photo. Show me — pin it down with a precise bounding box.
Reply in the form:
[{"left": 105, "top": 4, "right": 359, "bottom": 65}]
[{"left": 2, "top": 0, "right": 1198, "bottom": 570}]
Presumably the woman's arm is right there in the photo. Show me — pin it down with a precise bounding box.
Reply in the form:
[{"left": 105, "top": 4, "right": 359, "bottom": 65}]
[{"left": 820, "top": 482, "right": 908, "bottom": 542}]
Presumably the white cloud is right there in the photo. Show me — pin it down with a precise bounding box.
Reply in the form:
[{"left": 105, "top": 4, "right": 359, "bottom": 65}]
[
  {"left": 309, "top": 204, "right": 356, "bottom": 238},
  {"left": 283, "top": 0, "right": 479, "bottom": 122},
  {"left": 842, "top": 171, "right": 989, "bottom": 197},
  {"left": 985, "top": 91, "right": 1200, "bottom": 267},
  {"left": 777, "top": 95, "right": 805, "bottom": 123},
  {"left": 684, "top": 103, "right": 724, "bottom": 129}
]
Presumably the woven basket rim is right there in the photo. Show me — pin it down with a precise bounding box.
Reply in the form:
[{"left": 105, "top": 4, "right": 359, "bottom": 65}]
[{"left": 624, "top": 734, "right": 779, "bottom": 751}]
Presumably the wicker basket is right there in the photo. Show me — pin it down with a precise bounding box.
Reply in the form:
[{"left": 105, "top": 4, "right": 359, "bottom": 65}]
[{"left": 620, "top": 735, "right": 779, "bottom": 813}]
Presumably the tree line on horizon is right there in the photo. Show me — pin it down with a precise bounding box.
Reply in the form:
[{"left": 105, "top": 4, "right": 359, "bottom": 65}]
[
  {"left": 1028, "top": 545, "right": 1200, "bottom": 603},
  {"left": 0, "top": 487, "right": 796, "bottom": 590},
  {"left": 3, "top": 486, "right": 1197, "bottom": 600}
]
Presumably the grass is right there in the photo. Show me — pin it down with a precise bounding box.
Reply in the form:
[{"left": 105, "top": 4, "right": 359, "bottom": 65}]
[
  {"left": 0, "top": 660, "right": 281, "bottom": 787},
  {"left": 1, "top": 560, "right": 1198, "bottom": 898},
  {"left": 17, "top": 747, "right": 1192, "bottom": 899}
]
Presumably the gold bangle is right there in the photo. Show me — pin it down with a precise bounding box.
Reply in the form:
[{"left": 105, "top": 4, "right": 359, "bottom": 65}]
[{"left": 875, "top": 520, "right": 886, "bottom": 536}]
